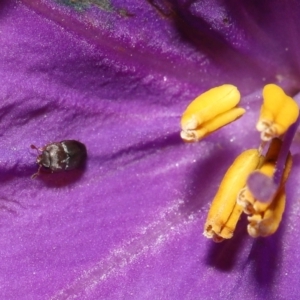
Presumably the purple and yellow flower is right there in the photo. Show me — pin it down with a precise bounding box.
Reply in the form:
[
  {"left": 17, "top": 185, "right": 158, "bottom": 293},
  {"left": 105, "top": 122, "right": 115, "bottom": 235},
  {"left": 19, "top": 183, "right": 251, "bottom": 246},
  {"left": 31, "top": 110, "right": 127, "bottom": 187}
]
[
  {"left": 181, "top": 84, "right": 298, "bottom": 242},
  {"left": 2, "top": 0, "right": 300, "bottom": 299}
]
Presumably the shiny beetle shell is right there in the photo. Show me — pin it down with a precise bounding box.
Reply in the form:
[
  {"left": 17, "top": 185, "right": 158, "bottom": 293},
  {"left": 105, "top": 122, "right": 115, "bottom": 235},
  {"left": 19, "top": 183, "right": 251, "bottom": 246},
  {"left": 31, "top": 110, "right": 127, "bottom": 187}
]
[{"left": 31, "top": 140, "right": 87, "bottom": 177}]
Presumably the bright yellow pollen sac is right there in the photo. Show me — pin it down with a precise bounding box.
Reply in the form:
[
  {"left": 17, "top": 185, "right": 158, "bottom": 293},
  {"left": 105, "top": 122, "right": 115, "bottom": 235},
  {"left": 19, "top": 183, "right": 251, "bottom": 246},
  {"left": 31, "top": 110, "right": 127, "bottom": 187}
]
[
  {"left": 247, "top": 187, "right": 286, "bottom": 238},
  {"left": 180, "top": 85, "right": 245, "bottom": 142},
  {"left": 238, "top": 138, "right": 293, "bottom": 238},
  {"left": 237, "top": 187, "right": 256, "bottom": 215},
  {"left": 252, "top": 152, "right": 292, "bottom": 213},
  {"left": 248, "top": 153, "right": 292, "bottom": 238},
  {"left": 238, "top": 139, "right": 292, "bottom": 219},
  {"left": 256, "top": 84, "right": 299, "bottom": 141},
  {"left": 203, "top": 149, "right": 261, "bottom": 242},
  {"left": 237, "top": 138, "right": 280, "bottom": 214}
]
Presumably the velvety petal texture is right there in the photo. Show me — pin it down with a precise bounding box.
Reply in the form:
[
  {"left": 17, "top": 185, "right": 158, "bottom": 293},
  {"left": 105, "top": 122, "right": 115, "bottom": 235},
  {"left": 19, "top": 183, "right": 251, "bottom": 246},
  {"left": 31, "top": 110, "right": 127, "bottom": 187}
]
[{"left": 1, "top": 0, "right": 300, "bottom": 299}]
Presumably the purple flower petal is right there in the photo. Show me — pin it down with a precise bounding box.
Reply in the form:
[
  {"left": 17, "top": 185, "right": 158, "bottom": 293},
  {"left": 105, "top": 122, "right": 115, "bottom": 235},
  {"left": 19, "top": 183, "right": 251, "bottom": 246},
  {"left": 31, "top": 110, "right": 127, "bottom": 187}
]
[{"left": 1, "top": 0, "right": 300, "bottom": 299}]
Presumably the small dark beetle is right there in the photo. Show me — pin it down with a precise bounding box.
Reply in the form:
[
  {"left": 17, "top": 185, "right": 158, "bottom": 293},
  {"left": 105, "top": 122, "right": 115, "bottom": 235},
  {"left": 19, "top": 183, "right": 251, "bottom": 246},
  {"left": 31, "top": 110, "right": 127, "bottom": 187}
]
[{"left": 31, "top": 140, "right": 87, "bottom": 178}]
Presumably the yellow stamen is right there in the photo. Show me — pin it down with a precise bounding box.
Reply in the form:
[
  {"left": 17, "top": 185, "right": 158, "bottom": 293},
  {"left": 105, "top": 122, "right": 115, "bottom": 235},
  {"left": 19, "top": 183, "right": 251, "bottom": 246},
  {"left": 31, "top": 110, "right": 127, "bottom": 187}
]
[
  {"left": 240, "top": 138, "right": 292, "bottom": 238},
  {"left": 237, "top": 138, "right": 280, "bottom": 213},
  {"left": 237, "top": 187, "right": 256, "bottom": 214},
  {"left": 256, "top": 84, "right": 299, "bottom": 141},
  {"left": 204, "top": 149, "right": 261, "bottom": 242},
  {"left": 237, "top": 139, "right": 292, "bottom": 217},
  {"left": 252, "top": 152, "right": 292, "bottom": 214},
  {"left": 247, "top": 187, "right": 286, "bottom": 238},
  {"left": 181, "top": 85, "right": 245, "bottom": 142}
]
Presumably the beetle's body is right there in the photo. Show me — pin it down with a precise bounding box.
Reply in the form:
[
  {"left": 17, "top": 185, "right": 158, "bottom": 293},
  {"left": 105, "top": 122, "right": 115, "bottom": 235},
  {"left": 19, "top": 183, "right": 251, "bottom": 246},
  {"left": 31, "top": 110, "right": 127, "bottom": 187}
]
[{"left": 31, "top": 140, "right": 87, "bottom": 177}]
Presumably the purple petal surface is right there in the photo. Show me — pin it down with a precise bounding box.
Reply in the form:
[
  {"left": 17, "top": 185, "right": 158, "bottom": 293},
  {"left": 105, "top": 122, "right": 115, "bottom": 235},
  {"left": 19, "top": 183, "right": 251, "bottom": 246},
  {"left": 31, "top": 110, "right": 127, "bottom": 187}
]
[{"left": 1, "top": 0, "right": 300, "bottom": 299}]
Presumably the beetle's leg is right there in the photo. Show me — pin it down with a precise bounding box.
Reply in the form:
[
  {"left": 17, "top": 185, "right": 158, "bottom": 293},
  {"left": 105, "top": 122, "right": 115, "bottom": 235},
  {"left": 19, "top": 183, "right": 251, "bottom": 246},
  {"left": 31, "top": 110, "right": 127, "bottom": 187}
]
[{"left": 31, "top": 164, "right": 42, "bottom": 179}]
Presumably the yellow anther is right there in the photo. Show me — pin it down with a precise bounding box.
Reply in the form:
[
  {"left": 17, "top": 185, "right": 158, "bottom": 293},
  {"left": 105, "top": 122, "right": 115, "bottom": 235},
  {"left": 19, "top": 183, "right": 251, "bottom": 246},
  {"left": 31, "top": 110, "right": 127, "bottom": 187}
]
[
  {"left": 247, "top": 187, "right": 286, "bottom": 238},
  {"left": 203, "top": 149, "right": 261, "bottom": 242},
  {"left": 237, "top": 154, "right": 265, "bottom": 213},
  {"left": 250, "top": 139, "right": 281, "bottom": 212},
  {"left": 181, "top": 85, "right": 245, "bottom": 142},
  {"left": 256, "top": 84, "right": 299, "bottom": 141},
  {"left": 237, "top": 187, "right": 256, "bottom": 215},
  {"left": 238, "top": 139, "right": 292, "bottom": 218},
  {"left": 239, "top": 138, "right": 292, "bottom": 238},
  {"left": 238, "top": 139, "right": 280, "bottom": 213},
  {"left": 252, "top": 152, "right": 292, "bottom": 213},
  {"left": 280, "top": 152, "right": 293, "bottom": 184}
]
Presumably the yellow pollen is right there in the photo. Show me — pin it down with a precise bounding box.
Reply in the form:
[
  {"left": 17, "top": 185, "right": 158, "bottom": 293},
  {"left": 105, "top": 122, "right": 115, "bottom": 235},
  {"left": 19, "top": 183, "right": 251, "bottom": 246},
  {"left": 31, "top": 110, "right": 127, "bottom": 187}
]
[
  {"left": 247, "top": 152, "right": 292, "bottom": 237},
  {"left": 180, "top": 85, "right": 245, "bottom": 142},
  {"left": 237, "top": 138, "right": 292, "bottom": 223},
  {"left": 203, "top": 149, "right": 261, "bottom": 242},
  {"left": 237, "top": 187, "right": 256, "bottom": 215},
  {"left": 247, "top": 187, "right": 286, "bottom": 238},
  {"left": 238, "top": 138, "right": 280, "bottom": 213},
  {"left": 256, "top": 84, "right": 299, "bottom": 141}
]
